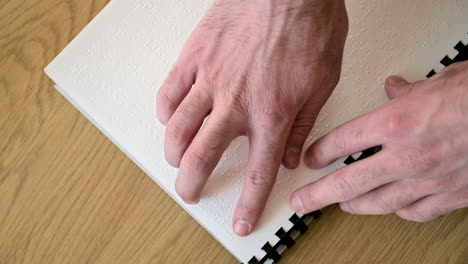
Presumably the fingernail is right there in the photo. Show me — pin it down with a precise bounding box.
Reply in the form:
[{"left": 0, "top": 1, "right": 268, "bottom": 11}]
[
  {"left": 176, "top": 187, "right": 200, "bottom": 205},
  {"left": 285, "top": 148, "right": 300, "bottom": 168},
  {"left": 234, "top": 220, "right": 251, "bottom": 236},
  {"left": 387, "top": 75, "right": 404, "bottom": 85},
  {"left": 340, "top": 202, "right": 350, "bottom": 213},
  {"left": 185, "top": 198, "right": 200, "bottom": 205},
  {"left": 291, "top": 195, "right": 304, "bottom": 213}
]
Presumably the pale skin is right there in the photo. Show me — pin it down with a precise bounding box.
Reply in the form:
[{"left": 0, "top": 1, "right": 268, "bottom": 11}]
[{"left": 156, "top": 0, "right": 468, "bottom": 236}]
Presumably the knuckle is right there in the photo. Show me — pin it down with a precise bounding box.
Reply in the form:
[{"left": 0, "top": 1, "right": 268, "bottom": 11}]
[
  {"left": 331, "top": 126, "right": 365, "bottom": 156},
  {"left": 168, "top": 54, "right": 198, "bottom": 82},
  {"left": 183, "top": 45, "right": 204, "bottom": 65},
  {"left": 427, "top": 209, "right": 449, "bottom": 221},
  {"left": 254, "top": 107, "right": 292, "bottom": 130},
  {"left": 157, "top": 88, "right": 178, "bottom": 112},
  {"left": 165, "top": 121, "right": 188, "bottom": 144},
  {"left": 426, "top": 176, "right": 454, "bottom": 193},
  {"left": 342, "top": 202, "right": 355, "bottom": 214},
  {"left": 299, "top": 189, "right": 316, "bottom": 211},
  {"left": 397, "top": 208, "right": 432, "bottom": 223},
  {"left": 166, "top": 66, "right": 180, "bottom": 84},
  {"left": 246, "top": 170, "right": 274, "bottom": 189},
  {"left": 332, "top": 129, "right": 349, "bottom": 156},
  {"left": 407, "top": 81, "right": 421, "bottom": 92},
  {"left": 374, "top": 196, "right": 397, "bottom": 214},
  {"left": 350, "top": 128, "right": 366, "bottom": 143},
  {"left": 399, "top": 147, "right": 441, "bottom": 173},
  {"left": 355, "top": 165, "right": 385, "bottom": 182},
  {"left": 293, "top": 116, "right": 316, "bottom": 128},
  {"left": 229, "top": 91, "right": 246, "bottom": 110},
  {"left": 396, "top": 210, "right": 417, "bottom": 222},
  {"left": 399, "top": 150, "right": 422, "bottom": 172},
  {"left": 183, "top": 151, "right": 209, "bottom": 171},
  {"left": 305, "top": 145, "right": 322, "bottom": 167},
  {"left": 291, "top": 120, "right": 315, "bottom": 138},
  {"left": 333, "top": 175, "right": 356, "bottom": 200},
  {"left": 334, "top": 165, "right": 384, "bottom": 201},
  {"left": 295, "top": 128, "right": 312, "bottom": 139},
  {"left": 202, "top": 66, "right": 222, "bottom": 86},
  {"left": 381, "top": 112, "right": 413, "bottom": 138}
]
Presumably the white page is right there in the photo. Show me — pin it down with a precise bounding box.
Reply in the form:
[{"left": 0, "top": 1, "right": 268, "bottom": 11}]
[{"left": 45, "top": 0, "right": 468, "bottom": 262}]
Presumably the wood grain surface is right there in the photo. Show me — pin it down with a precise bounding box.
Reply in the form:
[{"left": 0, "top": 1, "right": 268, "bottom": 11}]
[{"left": 1, "top": 1, "right": 467, "bottom": 263}]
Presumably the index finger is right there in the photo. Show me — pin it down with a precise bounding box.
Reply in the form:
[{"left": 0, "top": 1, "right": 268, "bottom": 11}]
[
  {"left": 305, "top": 103, "right": 391, "bottom": 169},
  {"left": 291, "top": 151, "right": 400, "bottom": 214}
]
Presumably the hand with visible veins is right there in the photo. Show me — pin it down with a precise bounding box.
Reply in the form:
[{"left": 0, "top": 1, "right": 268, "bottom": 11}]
[
  {"left": 291, "top": 61, "right": 468, "bottom": 222},
  {"left": 156, "top": 0, "right": 348, "bottom": 236}
]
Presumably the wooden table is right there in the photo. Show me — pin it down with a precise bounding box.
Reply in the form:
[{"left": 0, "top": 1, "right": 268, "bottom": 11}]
[{"left": 1, "top": 1, "right": 467, "bottom": 263}]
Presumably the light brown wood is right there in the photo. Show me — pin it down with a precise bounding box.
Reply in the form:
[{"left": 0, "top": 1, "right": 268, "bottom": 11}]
[{"left": 0, "top": 1, "right": 467, "bottom": 263}]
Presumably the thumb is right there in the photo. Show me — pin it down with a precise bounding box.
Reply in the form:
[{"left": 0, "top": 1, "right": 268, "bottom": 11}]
[{"left": 385, "top": 75, "right": 414, "bottom": 99}]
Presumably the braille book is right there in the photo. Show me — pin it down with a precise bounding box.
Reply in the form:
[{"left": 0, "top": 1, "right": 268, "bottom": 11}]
[{"left": 45, "top": 0, "right": 468, "bottom": 262}]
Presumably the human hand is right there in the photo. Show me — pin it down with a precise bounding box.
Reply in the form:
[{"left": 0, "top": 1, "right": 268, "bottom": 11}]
[
  {"left": 157, "top": 0, "right": 348, "bottom": 236},
  {"left": 291, "top": 61, "right": 468, "bottom": 222}
]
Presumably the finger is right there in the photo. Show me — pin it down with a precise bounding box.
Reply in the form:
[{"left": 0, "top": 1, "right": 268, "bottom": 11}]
[
  {"left": 340, "top": 179, "right": 432, "bottom": 215},
  {"left": 304, "top": 105, "right": 389, "bottom": 169},
  {"left": 396, "top": 188, "right": 468, "bottom": 222},
  {"left": 157, "top": 57, "right": 198, "bottom": 125},
  {"left": 384, "top": 75, "right": 415, "bottom": 99},
  {"left": 291, "top": 151, "right": 401, "bottom": 214},
  {"left": 283, "top": 101, "right": 319, "bottom": 169},
  {"left": 164, "top": 87, "right": 212, "bottom": 167},
  {"left": 233, "top": 125, "right": 290, "bottom": 236},
  {"left": 341, "top": 167, "right": 468, "bottom": 215},
  {"left": 175, "top": 112, "right": 241, "bottom": 204}
]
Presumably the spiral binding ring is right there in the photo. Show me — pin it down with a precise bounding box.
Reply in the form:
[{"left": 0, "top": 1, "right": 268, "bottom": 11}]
[
  {"left": 427, "top": 36, "right": 467, "bottom": 78},
  {"left": 245, "top": 34, "right": 467, "bottom": 264},
  {"left": 247, "top": 211, "right": 321, "bottom": 264}
]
